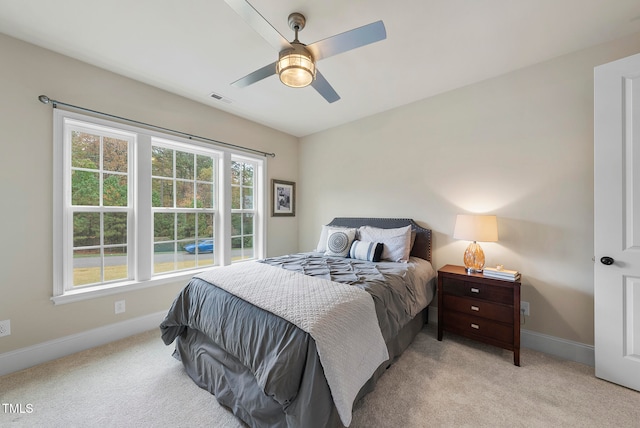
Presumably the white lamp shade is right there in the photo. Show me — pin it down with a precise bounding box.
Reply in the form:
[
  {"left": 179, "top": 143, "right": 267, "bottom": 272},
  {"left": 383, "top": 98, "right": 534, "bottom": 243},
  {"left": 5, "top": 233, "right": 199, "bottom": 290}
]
[{"left": 453, "top": 215, "right": 498, "bottom": 242}]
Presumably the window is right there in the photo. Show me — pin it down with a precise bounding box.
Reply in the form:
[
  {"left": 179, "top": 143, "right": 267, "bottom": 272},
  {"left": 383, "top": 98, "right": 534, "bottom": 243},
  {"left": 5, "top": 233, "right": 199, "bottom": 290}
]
[
  {"left": 53, "top": 110, "right": 265, "bottom": 303},
  {"left": 231, "top": 158, "right": 257, "bottom": 261},
  {"left": 151, "top": 141, "right": 217, "bottom": 273},
  {"left": 68, "top": 124, "right": 133, "bottom": 287}
]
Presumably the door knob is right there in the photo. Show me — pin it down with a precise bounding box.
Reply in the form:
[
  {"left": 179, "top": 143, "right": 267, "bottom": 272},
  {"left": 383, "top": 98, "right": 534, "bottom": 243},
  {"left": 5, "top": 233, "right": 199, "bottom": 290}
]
[{"left": 600, "top": 256, "right": 614, "bottom": 265}]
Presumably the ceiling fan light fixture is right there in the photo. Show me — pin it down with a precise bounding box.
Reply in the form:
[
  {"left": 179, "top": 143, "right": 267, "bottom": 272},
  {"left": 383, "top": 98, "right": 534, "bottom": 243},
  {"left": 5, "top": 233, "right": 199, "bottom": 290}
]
[{"left": 276, "top": 44, "right": 316, "bottom": 88}]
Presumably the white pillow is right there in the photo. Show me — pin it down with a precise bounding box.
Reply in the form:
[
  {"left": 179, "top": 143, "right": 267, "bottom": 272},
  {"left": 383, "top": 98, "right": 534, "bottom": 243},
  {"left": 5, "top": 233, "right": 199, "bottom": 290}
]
[
  {"left": 324, "top": 228, "right": 357, "bottom": 258},
  {"left": 315, "top": 225, "right": 331, "bottom": 252},
  {"left": 358, "top": 225, "right": 412, "bottom": 262}
]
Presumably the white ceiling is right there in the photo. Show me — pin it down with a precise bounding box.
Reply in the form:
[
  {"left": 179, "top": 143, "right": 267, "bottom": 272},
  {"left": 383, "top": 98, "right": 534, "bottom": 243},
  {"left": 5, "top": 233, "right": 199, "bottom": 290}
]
[{"left": 2, "top": 0, "right": 640, "bottom": 137}]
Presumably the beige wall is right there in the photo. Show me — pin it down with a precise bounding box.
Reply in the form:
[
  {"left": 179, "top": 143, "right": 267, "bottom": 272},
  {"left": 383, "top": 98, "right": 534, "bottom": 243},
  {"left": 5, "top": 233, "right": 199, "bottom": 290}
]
[
  {"left": 0, "top": 33, "right": 299, "bottom": 354},
  {"left": 4, "top": 26, "right": 640, "bottom": 357},
  {"left": 299, "top": 31, "right": 640, "bottom": 346}
]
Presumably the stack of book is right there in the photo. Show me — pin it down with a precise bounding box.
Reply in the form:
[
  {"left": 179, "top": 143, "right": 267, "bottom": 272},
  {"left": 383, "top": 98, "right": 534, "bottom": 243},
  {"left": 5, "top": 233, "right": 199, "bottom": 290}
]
[{"left": 483, "top": 266, "right": 521, "bottom": 281}]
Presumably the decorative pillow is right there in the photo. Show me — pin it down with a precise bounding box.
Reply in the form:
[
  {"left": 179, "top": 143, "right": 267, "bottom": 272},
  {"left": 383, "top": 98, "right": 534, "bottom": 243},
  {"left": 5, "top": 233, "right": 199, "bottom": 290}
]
[
  {"left": 315, "top": 225, "right": 344, "bottom": 252},
  {"left": 324, "top": 228, "right": 357, "bottom": 258},
  {"left": 316, "top": 225, "right": 358, "bottom": 252},
  {"left": 349, "top": 240, "right": 383, "bottom": 262},
  {"left": 358, "top": 225, "right": 412, "bottom": 262}
]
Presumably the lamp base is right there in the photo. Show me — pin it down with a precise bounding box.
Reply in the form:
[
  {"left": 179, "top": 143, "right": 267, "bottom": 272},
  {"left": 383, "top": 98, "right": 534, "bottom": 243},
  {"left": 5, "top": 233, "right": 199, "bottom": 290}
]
[{"left": 463, "top": 241, "right": 485, "bottom": 273}]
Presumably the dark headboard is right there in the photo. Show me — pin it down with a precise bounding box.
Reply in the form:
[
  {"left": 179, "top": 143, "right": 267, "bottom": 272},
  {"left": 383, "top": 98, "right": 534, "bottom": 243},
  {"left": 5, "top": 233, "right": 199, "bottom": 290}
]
[{"left": 326, "top": 217, "right": 432, "bottom": 262}]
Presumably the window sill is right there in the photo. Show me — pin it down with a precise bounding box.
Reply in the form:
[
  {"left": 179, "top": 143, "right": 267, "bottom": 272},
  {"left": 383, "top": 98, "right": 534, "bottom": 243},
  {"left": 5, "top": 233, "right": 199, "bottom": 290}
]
[{"left": 50, "top": 270, "right": 206, "bottom": 305}]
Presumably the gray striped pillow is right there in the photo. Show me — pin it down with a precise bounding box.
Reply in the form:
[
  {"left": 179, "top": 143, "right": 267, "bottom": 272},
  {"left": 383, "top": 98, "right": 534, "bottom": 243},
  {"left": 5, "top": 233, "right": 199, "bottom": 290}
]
[{"left": 349, "top": 240, "right": 383, "bottom": 262}]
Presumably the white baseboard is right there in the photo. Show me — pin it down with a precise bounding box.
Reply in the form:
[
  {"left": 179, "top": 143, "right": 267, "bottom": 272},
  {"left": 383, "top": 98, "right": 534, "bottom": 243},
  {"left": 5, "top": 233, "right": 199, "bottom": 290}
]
[
  {"left": 521, "top": 328, "right": 595, "bottom": 366},
  {"left": 2, "top": 307, "right": 595, "bottom": 377},
  {"left": 429, "top": 307, "right": 595, "bottom": 367},
  {"left": 0, "top": 311, "right": 166, "bottom": 376}
]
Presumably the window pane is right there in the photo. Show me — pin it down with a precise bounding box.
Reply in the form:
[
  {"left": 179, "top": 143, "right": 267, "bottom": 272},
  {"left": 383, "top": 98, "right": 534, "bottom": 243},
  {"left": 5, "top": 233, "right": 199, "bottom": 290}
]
[
  {"left": 231, "top": 161, "right": 241, "bottom": 185},
  {"left": 103, "top": 137, "right": 128, "bottom": 172},
  {"left": 198, "top": 251, "right": 214, "bottom": 267},
  {"left": 177, "top": 213, "right": 196, "bottom": 241},
  {"left": 154, "top": 213, "right": 175, "bottom": 241},
  {"left": 104, "top": 213, "right": 127, "bottom": 245},
  {"left": 152, "top": 178, "right": 173, "bottom": 207},
  {"left": 104, "top": 247, "right": 128, "bottom": 281},
  {"left": 198, "top": 213, "right": 214, "bottom": 237},
  {"left": 197, "top": 155, "right": 214, "bottom": 182},
  {"left": 71, "top": 131, "right": 100, "bottom": 169},
  {"left": 73, "top": 248, "right": 101, "bottom": 286},
  {"left": 177, "top": 250, "right": 197, "bottom": 270},
  {"left": 176, "top": 151, "right": 194, "bottom": 180},
  {"left": 231, "top": 186, "right": 240, "bottom": 209},
  {"left": 242, "top": 164, "right": 254, "bottom": 186},
  {"left": 152, "top": 146, "right": 173, "bottom": 177},
  {"left": 243, "top": 213, "right": 254, "bottom": 235},
  {"left": 231, "top": 213, "right": 241, "bottom": 236},
  {"left": 243, "top": 236, "right": 254, "bottom": 259},
  {"left": 154, "top": 243, "right": 174, "bottom": 273},
  {"left": 196, "top": 183, "right": 213, "bottom": 208},
  {"left": 231, "top": 237, "right": 242, "bottom": 250},
  {"left": 243, "top": 187, "right": 253, "bottom": 209},
  {"left": 72, "top": 170, "right": 99, "bottom": 206},
  {"left": 103, "top": 173, "right": 128, "bottom": 206},
  {"left": 73, "top": 212, "right": 100, "bottom": 247},
  {"left": 176, "top": 181, "right": 194, "bottom": 208}
]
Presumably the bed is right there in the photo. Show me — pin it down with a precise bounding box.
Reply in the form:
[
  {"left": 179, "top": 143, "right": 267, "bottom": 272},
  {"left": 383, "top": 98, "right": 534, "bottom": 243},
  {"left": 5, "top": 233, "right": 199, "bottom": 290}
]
[{"left": 160, "top": 217, "right": 436, "bottom": 428}]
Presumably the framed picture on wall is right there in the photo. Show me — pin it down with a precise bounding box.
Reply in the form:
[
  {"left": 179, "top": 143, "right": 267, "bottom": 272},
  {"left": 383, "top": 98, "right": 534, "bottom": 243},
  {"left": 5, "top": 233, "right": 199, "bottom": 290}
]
[{"left": 272, "top": 179, "right": 295, "bottom": 217}]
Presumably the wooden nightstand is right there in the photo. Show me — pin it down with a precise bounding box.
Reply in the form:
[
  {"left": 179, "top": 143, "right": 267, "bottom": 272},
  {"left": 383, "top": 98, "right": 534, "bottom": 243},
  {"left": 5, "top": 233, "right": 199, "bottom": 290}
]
[{"left": 437, "top": 264, "right": 521, "bottom": 366}]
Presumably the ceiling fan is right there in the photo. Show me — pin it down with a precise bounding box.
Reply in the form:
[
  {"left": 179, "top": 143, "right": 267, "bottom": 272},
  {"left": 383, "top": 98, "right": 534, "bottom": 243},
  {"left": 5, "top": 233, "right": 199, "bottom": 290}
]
[{"left": 224, "top": 0, "right": 387, "bottom": 103}]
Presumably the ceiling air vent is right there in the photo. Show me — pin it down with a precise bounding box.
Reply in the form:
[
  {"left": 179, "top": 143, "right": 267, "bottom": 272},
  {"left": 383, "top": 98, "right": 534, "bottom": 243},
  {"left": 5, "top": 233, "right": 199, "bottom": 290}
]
[{"left": 209, "top": 92, "right": 232, "bottom": 104}]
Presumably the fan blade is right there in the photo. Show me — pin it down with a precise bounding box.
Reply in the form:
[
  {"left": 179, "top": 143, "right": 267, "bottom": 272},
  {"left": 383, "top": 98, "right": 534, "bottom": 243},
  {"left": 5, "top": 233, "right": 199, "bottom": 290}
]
[
  {"left": 311, "top": 70, "right": 340, "bottom": 103},
  {"left": 224, "top": 0, "right": 292, "bottom": 51},
  {"left": 231, "top": 62, "right": 277, "bottom": 88},
  {"left": 307, "top": 20, "right": 386, "bottom": 61}
]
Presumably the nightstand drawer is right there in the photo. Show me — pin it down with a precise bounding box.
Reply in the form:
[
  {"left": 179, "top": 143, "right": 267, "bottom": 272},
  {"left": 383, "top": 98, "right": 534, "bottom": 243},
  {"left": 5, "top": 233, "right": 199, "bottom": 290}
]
[
  {"left": 443, "top": 311, "right": 514, "bottom": 344},
  {"left": 442, "top": 277, "right": 513, "bottom": 305},
  {"left": 443, "top": 294, "right": 513, "bottom": 324}
]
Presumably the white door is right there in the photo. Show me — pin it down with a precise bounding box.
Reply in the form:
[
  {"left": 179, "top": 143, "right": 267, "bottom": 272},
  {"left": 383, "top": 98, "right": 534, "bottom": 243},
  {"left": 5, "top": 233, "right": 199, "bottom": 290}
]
[{"left": 594, "top": 53, "right": 640, "bottom": 392}]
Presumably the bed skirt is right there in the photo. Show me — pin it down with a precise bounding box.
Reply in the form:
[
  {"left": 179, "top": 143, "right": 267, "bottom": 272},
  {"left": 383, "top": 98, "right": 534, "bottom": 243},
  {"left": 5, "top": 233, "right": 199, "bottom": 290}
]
[{"left": 172, "top": 307, "right": 428, "bottom": 428}]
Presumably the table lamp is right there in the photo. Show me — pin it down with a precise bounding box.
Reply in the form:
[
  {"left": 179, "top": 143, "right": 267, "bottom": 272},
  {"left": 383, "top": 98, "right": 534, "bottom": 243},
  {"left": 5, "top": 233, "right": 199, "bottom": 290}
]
[{"left": 453, "top": 214, "right": 498, "bottom": 273}]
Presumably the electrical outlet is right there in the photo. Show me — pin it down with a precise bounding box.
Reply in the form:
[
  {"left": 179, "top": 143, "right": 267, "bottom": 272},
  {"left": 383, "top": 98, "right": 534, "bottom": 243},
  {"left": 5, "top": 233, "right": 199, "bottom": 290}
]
[
  {"left": 114, "top": 300, "right": 126, "bottom": 314},
  {"left": 0, "top": 319, "right": 11, "bottom": 337},
  {"left": 521, "top": 301, "right": 530, "bottom": 316}
]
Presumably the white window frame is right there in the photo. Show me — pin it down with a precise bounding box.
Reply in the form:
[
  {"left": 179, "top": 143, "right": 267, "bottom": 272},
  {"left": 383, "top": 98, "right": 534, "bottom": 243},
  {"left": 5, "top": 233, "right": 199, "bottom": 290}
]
[{"left": 52, "top": 109, "right": 266, "bottom": 304}]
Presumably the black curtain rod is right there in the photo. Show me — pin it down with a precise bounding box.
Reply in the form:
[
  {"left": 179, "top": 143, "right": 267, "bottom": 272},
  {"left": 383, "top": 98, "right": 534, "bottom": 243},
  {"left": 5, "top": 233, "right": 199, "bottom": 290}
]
[{"left": 38, "top": 95, "right": 276, "bottom": 158}]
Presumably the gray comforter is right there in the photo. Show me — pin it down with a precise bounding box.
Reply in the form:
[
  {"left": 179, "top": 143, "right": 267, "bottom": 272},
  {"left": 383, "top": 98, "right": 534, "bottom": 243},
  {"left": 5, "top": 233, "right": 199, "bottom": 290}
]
[{"left": 160, "top": 253, "right": 435, "bottom": 428}]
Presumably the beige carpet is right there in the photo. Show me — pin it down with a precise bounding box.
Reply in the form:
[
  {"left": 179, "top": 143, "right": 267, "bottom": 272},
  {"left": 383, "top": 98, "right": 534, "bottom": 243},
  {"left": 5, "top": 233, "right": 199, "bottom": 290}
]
[{"left": 1, "top": 324, "right": 638, "bottom": 427}]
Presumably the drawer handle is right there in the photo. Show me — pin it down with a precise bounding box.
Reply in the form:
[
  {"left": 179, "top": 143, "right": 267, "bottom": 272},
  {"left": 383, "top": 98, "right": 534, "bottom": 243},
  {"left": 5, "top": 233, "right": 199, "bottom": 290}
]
[
  {"left": 471, "top": 323, "right": 480, "bottom": 329},
  {"left": 471, "top": 305, "right": 479, "bottom": 311},
  {"left": 470, "top": 287, "right": 480, "bottom": 293}
]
